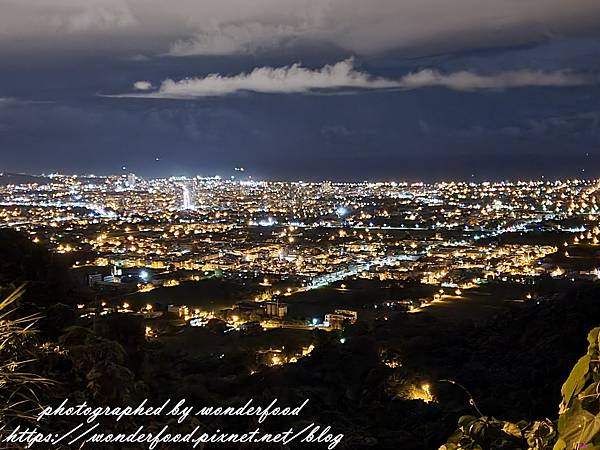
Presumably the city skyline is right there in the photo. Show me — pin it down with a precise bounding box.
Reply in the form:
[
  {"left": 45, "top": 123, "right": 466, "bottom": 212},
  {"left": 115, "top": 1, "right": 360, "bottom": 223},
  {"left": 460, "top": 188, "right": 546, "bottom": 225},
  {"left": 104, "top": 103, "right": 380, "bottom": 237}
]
[{"left": 3, "top": 170, "right": 600, "bottom": 184}]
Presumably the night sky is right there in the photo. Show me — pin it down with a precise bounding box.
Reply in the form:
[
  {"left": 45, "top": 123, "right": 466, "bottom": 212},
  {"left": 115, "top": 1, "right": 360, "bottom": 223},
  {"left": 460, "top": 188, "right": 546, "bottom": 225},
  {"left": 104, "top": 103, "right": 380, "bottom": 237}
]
[{"left": 1, "top": 0, "right": 600, "bottom": 181}]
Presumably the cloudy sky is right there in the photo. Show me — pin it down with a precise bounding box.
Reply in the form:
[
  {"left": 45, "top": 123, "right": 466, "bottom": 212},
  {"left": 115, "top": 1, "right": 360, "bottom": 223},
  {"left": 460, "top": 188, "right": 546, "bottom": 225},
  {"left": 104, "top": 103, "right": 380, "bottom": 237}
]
[{"left": 1, "top": 0, "right": 600, "bottom": 180}]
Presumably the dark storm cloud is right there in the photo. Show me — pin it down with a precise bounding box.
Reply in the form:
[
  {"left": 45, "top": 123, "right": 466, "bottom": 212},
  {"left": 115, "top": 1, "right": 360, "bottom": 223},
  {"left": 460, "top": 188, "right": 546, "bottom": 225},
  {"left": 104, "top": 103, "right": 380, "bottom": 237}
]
[{"left": 2, "top": 0, "right": 600, "bottom": 57}]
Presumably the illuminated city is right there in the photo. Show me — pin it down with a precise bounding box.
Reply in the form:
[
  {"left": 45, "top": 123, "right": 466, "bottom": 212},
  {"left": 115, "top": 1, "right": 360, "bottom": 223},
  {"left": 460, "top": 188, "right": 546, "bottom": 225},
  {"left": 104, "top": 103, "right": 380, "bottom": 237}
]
[
  {"left": 3, "top": 172, "right": 599, "bottom": 339},
  {"left": 4, "top": 171, "right": 600, "bottom": 449}
]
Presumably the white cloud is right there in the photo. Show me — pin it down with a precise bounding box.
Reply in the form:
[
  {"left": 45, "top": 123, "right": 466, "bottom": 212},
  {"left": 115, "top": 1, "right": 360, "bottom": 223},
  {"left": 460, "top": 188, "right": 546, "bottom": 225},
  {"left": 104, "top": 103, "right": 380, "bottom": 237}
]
[
  {"left": 133, "top": 80, "right": 153, "bottom": 90},
  {"left": 113, "top": 59, "right": 594, "bottom": 98},
  {"left": 115, "top": 59, "right": 395, "bottom": 97},
  {"left": 168, "top": 22, "right": 305, "bottom": 56},
  {"left": 397, "top": 68, "right": 591, "bottom": 90}
]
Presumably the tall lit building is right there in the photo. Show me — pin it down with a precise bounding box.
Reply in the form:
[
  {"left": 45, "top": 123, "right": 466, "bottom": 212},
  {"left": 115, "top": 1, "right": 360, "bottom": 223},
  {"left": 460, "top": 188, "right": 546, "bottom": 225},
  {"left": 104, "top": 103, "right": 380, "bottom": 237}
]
[{"left": 181, "top": 183, "right": 194, "bottom": 210}]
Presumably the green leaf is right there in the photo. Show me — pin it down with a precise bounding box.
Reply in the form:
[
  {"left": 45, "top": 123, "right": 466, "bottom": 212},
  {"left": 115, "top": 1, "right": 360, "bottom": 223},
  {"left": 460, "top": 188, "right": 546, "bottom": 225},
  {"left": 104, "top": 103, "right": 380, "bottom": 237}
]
[
  {"left": 438, "top": 444, "right": 458, "bottom": 450},
  {"left": 458, "top": 415, "right": 478, "bottom": 428},
  {"left": 558, "top": 400, "right": 600, "bottom": 447},
  {"left": 562, "top": 355, "right": 591, "bottom": 406},
  {"left": 587, "top": 327, "right": 600, "bottom": 350},
  {"left": 502, "top": 421, "right": 522, "bottom": 439}
]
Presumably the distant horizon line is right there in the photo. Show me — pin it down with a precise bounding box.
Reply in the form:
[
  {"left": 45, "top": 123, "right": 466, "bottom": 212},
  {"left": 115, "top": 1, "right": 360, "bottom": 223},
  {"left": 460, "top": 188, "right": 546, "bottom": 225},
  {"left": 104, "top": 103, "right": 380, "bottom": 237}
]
[{"left": 1, "top": 171, "right": 597, "bottom": 185}]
